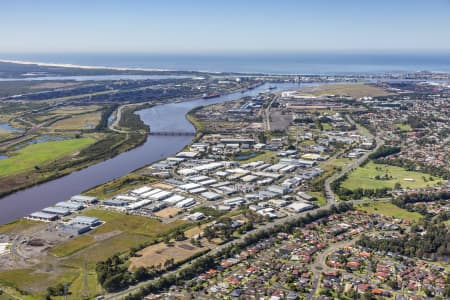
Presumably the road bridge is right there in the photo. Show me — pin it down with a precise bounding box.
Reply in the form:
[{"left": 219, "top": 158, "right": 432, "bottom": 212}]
[{"left": 149, "top": 131, "right": 195, "bottom": 136}]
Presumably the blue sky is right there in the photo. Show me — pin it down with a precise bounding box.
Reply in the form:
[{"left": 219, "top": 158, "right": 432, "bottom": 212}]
[{"left": 1, "top": 0, "right": 450, "bottom": 53}]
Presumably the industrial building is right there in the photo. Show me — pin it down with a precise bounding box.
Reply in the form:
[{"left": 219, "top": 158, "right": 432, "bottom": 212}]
[
  {"left": 55, "top": 201, "right": 84, "bottom": 211},
  {"left": 70, "top": 216, "right": 102, "bottom": 227},
  {"left": 287, "top": 202, "right": 314, "bottom": 213},
  {"left": 29, "top": 211, "right": 58, "bottom": 221},
  {"left": 42, "top": 206, "right": 71, "bottom": 216},
  {"left": 70, "top": 195, "right": 98, "bottom": 204},
  {"left": 103, "top": 199, "right": 128, "bottom": 207}
]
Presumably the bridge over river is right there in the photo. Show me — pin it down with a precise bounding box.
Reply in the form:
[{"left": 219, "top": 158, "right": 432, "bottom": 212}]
[{"left": 149, "top": 131, "right": 195, "bottom": 136}]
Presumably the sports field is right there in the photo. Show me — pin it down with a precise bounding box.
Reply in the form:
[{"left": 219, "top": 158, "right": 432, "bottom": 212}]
[
  {"left": 357, "top": 202, "right": 422, "bottom": 222},
  {"left": 341, "top": 161, "right": 443, "bottom": 190}
]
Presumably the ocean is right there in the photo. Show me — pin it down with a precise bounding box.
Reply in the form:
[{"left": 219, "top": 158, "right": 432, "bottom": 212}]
[{"left": 1, "top": 52, "right": 450, "bottom": 74}]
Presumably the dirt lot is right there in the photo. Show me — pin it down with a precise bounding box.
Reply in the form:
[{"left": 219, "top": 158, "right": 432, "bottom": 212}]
[
  {"left": 129, "top": 240, "right": 210, "bottom": 271},
  {"left": 48, "top": 111, "right": 102, "bottom": 130},
  {"left": 154, "top": 207, "right": 182, "bottom": 218},
  {"left": 270, "top": 109, "right": 293, "bottom": 131},
  {"left": 151, "top": 182, "right": 176, "bottom": 190}
]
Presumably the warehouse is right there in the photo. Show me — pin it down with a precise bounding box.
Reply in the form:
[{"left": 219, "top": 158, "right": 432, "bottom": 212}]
[
  {"left": 115, "top": 195, "right": 138, "bottom": 202},
  {"left": 143, "top": 202, "right": 167, "bottom": 212},
  {"left": 287, "top": 202, "right": 314, "bottom": 213},
  {"left": 103, "top": 199, "right": 128, "bottom": 207},
  {"left": 267, "top": 185, "right": 290, "bottom": 195},
  {"left": 176, "top": 198, "right": 196, "bottom": 208},
  {"left": 187, "top": 212, "right": 205, "bottom": 221},
  {"left": 297, "top": 191, "right": 316, "bottom": 201},
  {"left": 60, "top": 223, "right": 91, "bottom": 235},
  {"left": 280, "top": 165, "right": 297, "bottom": 174},
  {"left": 179, "top": 182, "right": 201, "bottom": 191},
  {"left": 223, "top": 197, "right": 245, "bottom": 206},
  {"left": 193, "top": 162, "right": 224, "bottom": 172},
  {"left": 241, "top": 174, "right": 258, "bottom": 183},
  {"left": 42, "top": 206, "right": 71, "bottom": 216},
  {"left": 252, "top": 171, "right": 282, "bottom": 179},
  {"left": 198, "top": 179, "right": 217, "bottom": 186},
  {"left": 150, "top": 190, "right": 173, "bottom": 201},
  {"left": 29, "top": 211, "right": 58, "bottom": 221},
  {"left": 55, "top": 201, "right": 84, "bottom": 211},
  {"left": 190, "top": 187, "right": 207, "bottom": 194},
  {"left": 188, "top": 175, "right": 210, "bottom": 182},
  {"left": 201, "top": 191, "right": 222, "bottom": 201},
  {"left": 163, "top": 194, "right": 185, "bottom": 205},
  {"left": 176, "top": 151, "right": 199, "bottom": 158},
  {"left": 70, "top": 195, "right": 98, "bottom": 204},
  {"left": 216, "top": 186, "right": 235, "bottom": 195},
  {"left": 127, "top": 199, "right": 153, "bottom": 210},
  {"left": 141, "top": 188, "right": 162, "bottom": 198},
  {"left": 130, "top": 186, "right": 153, "bottom": 196},
  {"left": 70, "top": 216, "right": 102, "bottom": 227},
  {"left": 177, "top": 168, "right": 199, "bottom": 176}
]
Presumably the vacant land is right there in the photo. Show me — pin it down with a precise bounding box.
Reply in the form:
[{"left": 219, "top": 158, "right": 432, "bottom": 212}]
[
  {"left": 298, "top": 84, "right": 392, "bottom": 98},
  {"left": 49, "top": 105, "right": 101, "bottom": 115},
  {"left": 84, "top": 173, "right": 158, "bottom": 199},
  {"left": 357, "top": 202, "right": 423, "bottom": 222},
  {"left": 48, "top": 111, "right": 102, "bottom": 130},
  {"left": 309, "top": 191, "right": 327, "bottom": 207},
  {"left": 154, "top": 207, "right": 182, "bottom": 218},
  {"left": 81, "top": 209, "right": 188, "bottom": 236},
  {"left": 322, "top": 157, "right": 353, "bottom": 170},
  {"left": 0, "top": 219, "right": 42, "bottom": 235},
  {"left": 0, "top": 137, "right": 94, "bottom": 177},
  {"left": 237, "top": 150, "right": 278, "bottom": 164},
  {"left": 129, "top": 240, "right": 209, "bottom": 271},
  {"left": 341, "top": 161, "right": 443, "bottom": 190},
  {"left": 49, "top": 234, "right": 95, "bottom": 257}
]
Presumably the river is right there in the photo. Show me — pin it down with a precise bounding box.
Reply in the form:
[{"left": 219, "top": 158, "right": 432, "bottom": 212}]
[{"left": 0, "top": 82, "right": 305, "bottom": 225}]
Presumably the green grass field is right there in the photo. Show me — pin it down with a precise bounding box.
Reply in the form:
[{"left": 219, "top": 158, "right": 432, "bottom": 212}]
[
  {"left": 309, "top": 191, "right": 327, "bottom": 207},
  {"left": 395, "top": 123, "right": 412, "bottom": 131},
  {"left": 82, "top": 209, "right": 187, "bottom": 236},
  {"left": 186, "top": 113, "right": 205, "bottom": 133},
  {"left": 0, "top": 219, "right": 41, "bottom": 234},
  {"left": 0, "top": 269, "right": 50, "bottom": 295},
  {"left": 49, "top": 235, "right": 95, "bottom": 257},
  {"left": 342, "top": 161, "right": 443, "bottom": 190},
  {"left": 84, "top": 173, "right": 158, "bottom": 199},
  {"left": 237, "top": 150, "right": 278, "bottom": 164},
  {"left": 357, "top": 202, "right": 422, "bottom": 222},
  {"left": 0, "top": 138, "right": 94, "bottom": 177}
]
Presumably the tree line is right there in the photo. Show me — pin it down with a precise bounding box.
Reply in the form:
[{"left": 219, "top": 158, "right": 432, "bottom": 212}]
[
  {"left": 368, "top": 145, "right": 401, "bottom": 160},
  {"left": 357, "top": 222, "right": 450, "bottom": 261}
]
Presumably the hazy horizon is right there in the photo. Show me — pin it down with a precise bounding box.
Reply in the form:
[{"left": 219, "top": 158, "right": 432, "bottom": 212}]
[{"left": 2, "top": 0, "right": 450, "bottom": 53}]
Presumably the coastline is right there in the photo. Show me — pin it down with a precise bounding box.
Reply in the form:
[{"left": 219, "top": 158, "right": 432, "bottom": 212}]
[{"left": 0, "top": 58, "right": 170, "bottom": 72}]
